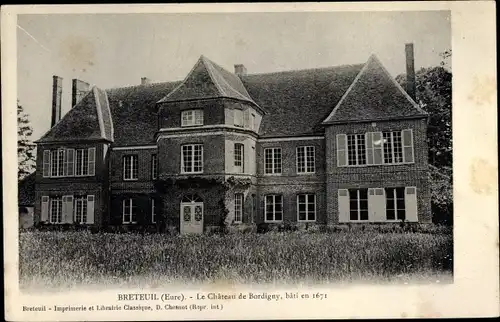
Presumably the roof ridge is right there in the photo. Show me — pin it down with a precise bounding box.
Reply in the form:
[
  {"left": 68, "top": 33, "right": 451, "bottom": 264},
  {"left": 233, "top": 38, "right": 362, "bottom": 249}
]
[
  {"left": 106, "top": 80, "right": 181, "bottom": 92},
  {"left": 201, "top": 56, "right": 228, "bottom": 97},
  {"left": 92, "top": 87, "right": 107, "bottom": 141},
  {"left": 321, "top": 57, "right": 372, "bottom": 124},
  {"left": 203, "top": 57, "right": 256, "bottom": 103},
  {"left": 242, "top": 63, "right": 365, "bottom": 78}
]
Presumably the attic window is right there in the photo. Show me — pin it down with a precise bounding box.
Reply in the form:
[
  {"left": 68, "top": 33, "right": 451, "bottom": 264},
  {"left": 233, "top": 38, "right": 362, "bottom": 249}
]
[{"left": 181, "top": 109, "right": 204, "bottom": 127}]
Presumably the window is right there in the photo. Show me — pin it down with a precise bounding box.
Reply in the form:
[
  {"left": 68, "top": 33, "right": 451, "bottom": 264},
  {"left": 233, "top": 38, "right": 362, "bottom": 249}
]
[
  {"left": 50, "top": 149, "right": 65, "bottom": 177},
  {"left": 297, "top": 194, "right": 316, "bottom": 222},
  {"left": 234, "top": 109, "right": 244, "bottom": 127},
  {"left": 181, "top": 109, "right": 204, "bottom": 127},
  {"left": 349, "top": 189, "right": 369, "bottom": 221},
  {"left": 151, "top": 154, "right": 158, "bottom": 179},
  {"left": 151, "top": 199, "right": 157, "bottom": 223},
  {"left": 339, "top": 130, "right": 413, "bottom": 167},
  {"left": 181, "top": 144, "right": 203, "bottom": 173},
  {"left": 234, "top": 193, "right": 243, "bottom": 223},
  {"left": 123, "top": 155, "right": 138, "bottom": 180},
  {"left": 43, "top": 147, "right": 94, "bottom": 178},
  {"left": 264, "top": 148, "right": 282, "bottom": 174},
  {"left": 347, "top": 134, "right": 366, "bottom": 166},
  {"left": 297, "top": 146, "right": 315, "bottom": 173},
  {"left": 74, "top": 196, "right": 88, "bottom": 224},
  {"left": 75, "top": 149, "right": 89, "bottom": 176},
  {"left": 265, "top": 195, "right": 283, "bottom": 222},
  {"left": 123, "top": 198, "right": 137, "bottom": 224},
  {"left": 385, "top": 187, "right": 406, "bottom": 220},
  {"left": 49, "top": 196, "right": 63, "bottom": 223},
  {"left": 234, "top": 143, "right": 244, "bottom": 172},
  {"left": 383, "top": 131, "right": 403, "bottom": 164}
]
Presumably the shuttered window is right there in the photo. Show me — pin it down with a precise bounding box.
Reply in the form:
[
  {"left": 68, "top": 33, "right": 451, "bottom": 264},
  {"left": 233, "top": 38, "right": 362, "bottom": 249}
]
[
  {"left": 43, "top": 147, "right": 95, "bottom": 177},
  {"left": 74, "top": 196, "right": 88, "bottom": 224},
  {"left": 49, "top": 197, "right": 63, "bottom": 223},
  {"left": 339, "top": 129, "right": 414, "bottom": 167}
]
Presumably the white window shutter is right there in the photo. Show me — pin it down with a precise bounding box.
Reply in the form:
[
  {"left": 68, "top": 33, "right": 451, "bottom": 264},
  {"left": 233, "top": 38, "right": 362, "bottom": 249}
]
[
  {"left": 87, "top": 195, "right": 95, "bottom": 224},
  {"left": 405, "top": 187, "right": 418, "bottom": 222},
  {"left": 66, "top": 149, "right": 75, "bottom": 176},
  {"left": 338, "top": 189, "right": 349, "bottom": 222},
  {"left": 43, "top": 150, "right": 51, "bottom": 177},
  {"left": 372, "top": 132, "right": 383, "bottom": 165},
  {"left": 373, "top": 188, "right": 386, "bottom": 222},
  {"left": 88, "top": 147, "right": 96, "bottom": 176},
  {"left": 62, "top": 195, "right": 74, "bottom": 223},
  {"left": 336, "top": 134, "right": 347, "bottom": 167},
  {"left": 402, "top": 129, "right": 414, "bottom": 163},
  {"left": 41, "top": 196, "right": 49, "bottom": 222},
  {"left": 367, "top": 188, "right": 376, "bottom": 222}
]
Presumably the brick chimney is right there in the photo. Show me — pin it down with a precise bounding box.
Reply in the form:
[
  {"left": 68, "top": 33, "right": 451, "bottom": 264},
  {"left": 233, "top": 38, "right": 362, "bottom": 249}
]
[
  {"left": 141, "top": 77, "right": 151, "bottom": 85},
  {"left": 234, "top": 64, "right": 247, "bottom": 76},
  {"left": 72, "top": 79, "right": 90, "bottom": 107},
  {"left": 405, "top": 43, "right": 416, "bottom": 101},
  {"left": 51, "top": 75, "right": 63, "bottom": 127}
]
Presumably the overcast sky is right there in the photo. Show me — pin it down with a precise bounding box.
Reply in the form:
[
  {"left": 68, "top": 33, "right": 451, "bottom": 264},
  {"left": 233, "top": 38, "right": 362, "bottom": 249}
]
[{"left": 17, "top": 11, "right": 451, "bottom": 141}]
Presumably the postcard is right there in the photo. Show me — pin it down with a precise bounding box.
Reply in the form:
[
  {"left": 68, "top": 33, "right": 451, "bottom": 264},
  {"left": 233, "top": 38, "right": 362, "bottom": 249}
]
[{"left": 2, "top": 2, "right": 498, "bottom": 320}]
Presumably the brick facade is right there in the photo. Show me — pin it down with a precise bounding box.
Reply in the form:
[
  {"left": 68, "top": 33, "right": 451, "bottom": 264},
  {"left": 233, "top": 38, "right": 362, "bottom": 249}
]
[{"left": 33, "top": 53, "right": 432, "bottom": 232}]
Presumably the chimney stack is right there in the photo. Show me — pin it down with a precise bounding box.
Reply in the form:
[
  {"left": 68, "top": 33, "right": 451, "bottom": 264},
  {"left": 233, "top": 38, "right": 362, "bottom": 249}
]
[
  {"left": 51, "top": 75, "right": 63, "bottom": 127},
  {"left": 141, "top": 77, "right": 151, "bottom": 85},
  {"left": 234, "top": 64, "right": 247, "bottom": 76},
  {"left": 405, "top": 43, "right": 416, "bottom": 101},
  {"left": 71, "top": 79, "right": 90, "bottom": 107}
]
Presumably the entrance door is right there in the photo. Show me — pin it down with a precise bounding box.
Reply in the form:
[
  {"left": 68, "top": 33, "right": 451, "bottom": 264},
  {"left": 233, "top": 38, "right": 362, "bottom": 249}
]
[{"left": 180, "top": 195, "right": 204, "bottom": 234}]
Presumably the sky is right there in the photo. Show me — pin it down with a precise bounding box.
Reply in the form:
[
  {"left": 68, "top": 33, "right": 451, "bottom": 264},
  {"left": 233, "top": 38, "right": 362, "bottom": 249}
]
[{"left": 17, "top": 11, "right": 451, "bottom": 141}]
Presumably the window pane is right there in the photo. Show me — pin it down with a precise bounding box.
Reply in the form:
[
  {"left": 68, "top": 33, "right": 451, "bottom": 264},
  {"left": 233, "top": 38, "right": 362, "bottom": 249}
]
[
  {"left": 360, "top": 210, "right": 369, "bottom": 221},
  {"left": 386, "top": 209, "right": 395, "bottom": 220},
  {"left": 393, "top": 131, "right": 403, "bottom": 163},
  {"left": 356, "top": 134, "right": 366, "bottom": 165},
  {"left": 350, "top": 211, "right": 358, "bottom": 221},
  {"left": 397, "top": 209, "right": 406, "bottom": 220},
  {"left": 383, "top": 132, "right": 393, "bottom": 163},
  {"left": 349, "top": 200, "right": 358, "bottom": 211},
  {"left": 347, "top": 134, "right": 357, "bottom": 165},
  {"left": 396, "top": 187, "right": 405, "bottom": 199}
]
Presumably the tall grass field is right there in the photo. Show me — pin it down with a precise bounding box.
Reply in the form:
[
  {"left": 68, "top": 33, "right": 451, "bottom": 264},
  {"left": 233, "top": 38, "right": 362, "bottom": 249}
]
[{"left": 19, "top": 230, "right": 453, "bottom": 290}]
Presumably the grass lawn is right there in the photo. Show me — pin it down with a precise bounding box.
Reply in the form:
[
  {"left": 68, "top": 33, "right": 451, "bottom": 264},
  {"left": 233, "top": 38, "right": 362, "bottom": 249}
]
[{"left": 19, "top": 230, "right": 453, "bottom": 290}]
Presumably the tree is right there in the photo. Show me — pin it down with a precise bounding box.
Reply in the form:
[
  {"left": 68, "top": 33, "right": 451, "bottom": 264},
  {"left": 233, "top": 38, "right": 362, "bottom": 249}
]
[
  {"left": 396, "top": 54, "right": 452, "bottom": 170},
  {"left": 18, "top": 102, "right": 36, "bottom": 180},
  {"left": 397, "top": 50, "right": 453, "bottom": 225}
]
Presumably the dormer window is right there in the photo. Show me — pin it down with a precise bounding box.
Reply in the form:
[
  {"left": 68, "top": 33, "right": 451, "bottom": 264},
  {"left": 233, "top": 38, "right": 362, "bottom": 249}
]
[{"left": 181, "top": 109, "right": 203, "bottom": 127}]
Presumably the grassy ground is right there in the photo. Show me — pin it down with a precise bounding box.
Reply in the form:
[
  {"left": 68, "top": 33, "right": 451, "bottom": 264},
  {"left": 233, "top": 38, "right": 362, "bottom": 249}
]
[{"left": 19, "top": 230, "right": 453, "bottom": 290}]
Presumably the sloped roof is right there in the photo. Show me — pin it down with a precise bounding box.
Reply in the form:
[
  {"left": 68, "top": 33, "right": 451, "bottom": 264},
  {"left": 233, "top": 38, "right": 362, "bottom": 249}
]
[
  {"left": 241, "top": 64, "right": 363, "bottom": 137},
  {"left": 36, "top": 87, "right": 114, "bottom": 143},
  {"left": 18, "top": 172, "right": 35, "bottom": 206},
  {"left": 158, "top": 56, "right": 258, "bottom": 108},
  {"left": 322, "top": 55, "right": 428, "bottom": 124},
  {"left": 106, "top": 81, "right": 181, "bottom": 146}
]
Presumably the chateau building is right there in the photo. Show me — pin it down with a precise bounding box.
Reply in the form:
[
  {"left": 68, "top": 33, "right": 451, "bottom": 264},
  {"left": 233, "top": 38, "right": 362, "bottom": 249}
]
[{"left": 33, "top": 43, "right": 431, "bottom": 233}]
